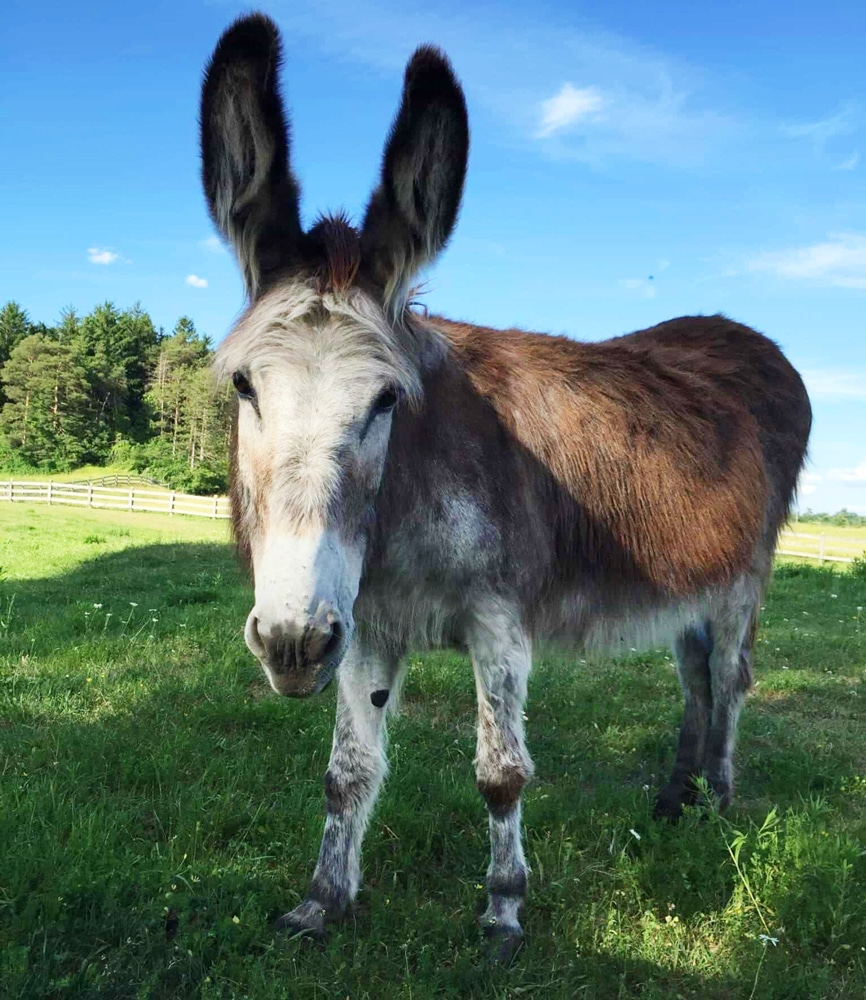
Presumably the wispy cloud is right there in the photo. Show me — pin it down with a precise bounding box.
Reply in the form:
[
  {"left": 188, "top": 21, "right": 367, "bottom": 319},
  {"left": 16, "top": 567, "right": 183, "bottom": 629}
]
[
  {"left": 200, "top": 236, "right": 227, "bottom": 254},
  {"left": 745, "top": 233, "right": 866, "bottom": 289},
  {"left": 87, "top": 247, "right": 120, "bottom": 265},
  {"left": 185, "top": 274, "right": 208, "bottom": 288},
  {"left": 783, "top": 102, "right": 859, "bottom": 148},
  {"left": 536, "top": 84, "right": 604, "bottom": 138},
  {"left": 828, "top": 459, "right": 866, "bottom": 485},
  {"left": 619, "top": 277, "right": 656, "bottom": 299},
  {"left": 800, "top": 367, "right": 866, "bottom": 402},
  {"left": 836, "top": 151, "right": 860, "bottom": 171},
  {"left": 269, "top": 0, "right": 740, "bottom": 168}
]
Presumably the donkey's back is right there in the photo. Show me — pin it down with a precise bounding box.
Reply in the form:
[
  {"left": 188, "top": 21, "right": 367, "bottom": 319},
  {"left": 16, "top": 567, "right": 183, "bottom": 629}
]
[{"left": 418, "top": 312, "right": 810, "bottom": 602}]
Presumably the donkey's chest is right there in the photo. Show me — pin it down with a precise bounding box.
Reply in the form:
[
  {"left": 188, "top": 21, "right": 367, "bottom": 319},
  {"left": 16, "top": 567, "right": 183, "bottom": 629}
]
[{"left": 375, "top": 490, "right": 505, "bottom": 581}]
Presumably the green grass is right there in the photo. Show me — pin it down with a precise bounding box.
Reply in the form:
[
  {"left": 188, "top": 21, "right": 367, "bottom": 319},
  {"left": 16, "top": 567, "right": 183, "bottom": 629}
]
[
  {"left": 0, "top": 464, "right": 143, "bottom": 484},
  {"left": 1, "top": 504, "right": 866, "bottom": 998}
]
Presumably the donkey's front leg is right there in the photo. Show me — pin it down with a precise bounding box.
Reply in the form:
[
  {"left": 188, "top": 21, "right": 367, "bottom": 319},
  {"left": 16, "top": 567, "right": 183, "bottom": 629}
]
[
  {"left": 276, "top": 639, "right": 401, "bottom": 939},
  {"left": 468, "top": 601, "right": 534, "bottom": 961}
]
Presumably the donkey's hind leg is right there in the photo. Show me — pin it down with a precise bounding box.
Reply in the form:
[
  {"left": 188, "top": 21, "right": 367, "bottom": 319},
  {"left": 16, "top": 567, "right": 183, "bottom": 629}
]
[
  {"left": 654, "top": 625, "right": 713, "bottom": 820},
  {"left": 703, "top": 593, "right": 758, "bottom": 810}
]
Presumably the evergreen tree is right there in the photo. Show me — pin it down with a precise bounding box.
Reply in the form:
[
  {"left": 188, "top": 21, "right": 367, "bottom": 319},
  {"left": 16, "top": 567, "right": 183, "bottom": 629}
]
[
  {"left": 0, "top": 302, "right": 32, "bottom": 406},
  {"left": 76, "top": 302, "right": 160, "bottom": 451},
  {"left": 0, "top": 302, "right": 231, "bottom": 491},
  {"left": 146, "top": 317, "right": 211, "bottom": 453},
  {"left": 0, "top": 335, "right": 92, "bottom": 468}
]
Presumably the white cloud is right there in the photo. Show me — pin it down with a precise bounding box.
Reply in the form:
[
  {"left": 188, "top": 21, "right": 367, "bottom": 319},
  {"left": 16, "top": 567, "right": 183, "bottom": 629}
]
[
  {"left": 185, "top": 274, "right": 208, "bottom": 288},
  {"left": 200, "top": 236, "right": 227, "bottom": 254},
  {"left": 536, "top": 84, "right": 605, "bottom": 138},
  {"left": 87, "top": 247, "right": 120, "bottom": 265},
  {"left": 745, "top": 233, "right": 866, "bottom": 289},
  {"left": 829, "top": 460, "right": 866, "bottom": 485},
  {"left": 266, "top": 0, "right": 741, "bottom": 168},
  {"left": 783, "top": 102, "right": 859, "bottom": 149},
  {"left": 798, "top": 470, "right": 821, "bottom": 497},
  {"left": 836, "top": 151, "right": 859, "bottom": 171},
  {"left": 619, "top": 277, "right": 656, "bottom": 299},
  {"left": 800, "top": 368, "right": 866, "bottom": 402}
]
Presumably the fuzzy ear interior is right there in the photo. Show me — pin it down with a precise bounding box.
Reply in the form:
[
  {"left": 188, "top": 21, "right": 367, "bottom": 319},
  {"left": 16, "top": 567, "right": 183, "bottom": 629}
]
[
  {"left": 360, "top": 46, "right": 469, "bottom": 312},
  {"left": 200, "top": 13, "right": 302, "bottom": 298}
]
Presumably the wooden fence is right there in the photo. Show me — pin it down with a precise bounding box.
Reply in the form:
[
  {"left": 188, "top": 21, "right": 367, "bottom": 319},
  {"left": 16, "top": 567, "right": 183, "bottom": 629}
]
[
  {"left": 0, "top": 480, "right": 229, "bottom": 519},
  {"left": 1, "top": 482, "right": 863, "bottom": 559},
  {"left": 776, "top": 529, "right": 864, "bottom": 565},
  {"left": 71, "top": 473, "right": 169, "bottom": 489}
]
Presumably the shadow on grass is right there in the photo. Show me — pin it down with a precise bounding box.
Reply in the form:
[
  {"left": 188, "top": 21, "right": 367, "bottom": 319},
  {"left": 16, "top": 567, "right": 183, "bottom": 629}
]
[{"left": 1, "top": 552, "right": 866, "bottom": 996}]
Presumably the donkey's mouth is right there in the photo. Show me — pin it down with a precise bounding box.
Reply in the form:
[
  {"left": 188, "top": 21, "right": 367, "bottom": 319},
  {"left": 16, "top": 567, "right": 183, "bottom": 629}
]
[{"left": 263, "top": 660, "right": 338, "bottom": 698}]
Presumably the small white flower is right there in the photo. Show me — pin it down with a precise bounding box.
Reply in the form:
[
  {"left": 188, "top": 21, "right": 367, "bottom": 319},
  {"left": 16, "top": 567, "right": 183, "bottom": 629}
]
[
  {"left": 758, "top": 933, "right": 779, "bottom": 947},
  {"left": 129, "top": 602, "right": 138, "bottom": 607},
  {"left": 629, "top": 828, "right": 641, "bottom": 841},
  {"left": 93, "top": 603, "right": 103, "bottom": 609}
]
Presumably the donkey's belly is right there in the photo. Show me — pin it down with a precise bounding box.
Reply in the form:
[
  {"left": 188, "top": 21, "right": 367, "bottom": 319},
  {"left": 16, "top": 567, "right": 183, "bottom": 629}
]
[{"left": 533, "top": 584, "right": 712, "bottom": 656}]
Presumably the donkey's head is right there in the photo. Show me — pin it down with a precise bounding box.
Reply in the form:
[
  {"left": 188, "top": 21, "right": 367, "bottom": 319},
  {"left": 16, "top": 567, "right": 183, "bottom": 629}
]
[{"left": 201, "top": 14, "right": 468, "bottom": 696}]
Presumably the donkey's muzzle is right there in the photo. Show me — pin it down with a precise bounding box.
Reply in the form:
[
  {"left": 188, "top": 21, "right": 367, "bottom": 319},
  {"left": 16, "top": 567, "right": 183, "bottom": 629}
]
[{"left": 245, "top": 605, "right": 346, "bottom": 697}]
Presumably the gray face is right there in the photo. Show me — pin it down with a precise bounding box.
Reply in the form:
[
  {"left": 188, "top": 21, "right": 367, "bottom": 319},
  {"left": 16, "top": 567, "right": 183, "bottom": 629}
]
[{"left": 218, "top": 285, "right": 409, "bottom": 696}]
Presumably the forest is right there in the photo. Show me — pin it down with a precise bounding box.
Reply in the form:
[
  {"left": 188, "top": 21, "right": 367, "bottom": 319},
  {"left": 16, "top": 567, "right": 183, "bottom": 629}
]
[
  {"left": 0, "top": 300, "right": 231, "bottom": 494},
  {"left": 2, "top": 298, "right": 864, "bottom": 521}
]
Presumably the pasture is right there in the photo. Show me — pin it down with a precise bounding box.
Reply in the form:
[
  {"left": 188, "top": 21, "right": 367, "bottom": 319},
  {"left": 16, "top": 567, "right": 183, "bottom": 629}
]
[{"left": 1, "top": 504, "right": 866, "bottom": 998}]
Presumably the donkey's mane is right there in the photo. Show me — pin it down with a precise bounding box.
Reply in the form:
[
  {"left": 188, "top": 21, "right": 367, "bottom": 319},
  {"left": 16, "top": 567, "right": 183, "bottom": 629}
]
[
  {"left": 214, "top": 275, "right": 445, "bottom": 404},
  {"left": 307, "top": 214, "right": 361, "bottom": 294}
]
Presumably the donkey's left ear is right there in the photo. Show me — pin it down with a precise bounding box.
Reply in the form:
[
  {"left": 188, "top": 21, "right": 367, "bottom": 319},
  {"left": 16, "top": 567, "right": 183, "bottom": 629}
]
[{"left": 360, "top": 46, "right": 469, "bottom": 310}]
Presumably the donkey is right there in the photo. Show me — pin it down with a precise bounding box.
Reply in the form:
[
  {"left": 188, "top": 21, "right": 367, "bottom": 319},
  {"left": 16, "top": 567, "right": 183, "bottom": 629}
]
[{"left": 200, "top": 14, "right": 811, "bottom": 957}]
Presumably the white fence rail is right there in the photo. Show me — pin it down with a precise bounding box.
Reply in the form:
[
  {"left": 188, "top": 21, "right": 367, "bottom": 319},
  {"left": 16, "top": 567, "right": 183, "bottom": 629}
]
[
  {"left": 0, "top": 480, "right": 230, "bottom": 519},
  {"left": 1, "top": 483, "right": 863, "bottom": 558},
  {"left": 777, "top": 529, "right": 864, "bottom": 565}
]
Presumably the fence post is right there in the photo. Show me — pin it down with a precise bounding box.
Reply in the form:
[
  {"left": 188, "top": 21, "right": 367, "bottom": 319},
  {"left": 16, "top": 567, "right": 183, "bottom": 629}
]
[
  {"left": 128, "top": 488, "right": 134, "bottom": 512},
  {"left": 212, "top": 496, "right": 219, "bottom": 519},
  {"left": 819, "top": 534, "right": 825, "bottom": 565},
  {"left": 47, "top": 480, "right": 53, "bottom": 505},
  {"left": 169, "top": 491, "right": 176, "bottom": 516},
  {"left": 87, "top": 483, "right": 93, "bottom": 507}
]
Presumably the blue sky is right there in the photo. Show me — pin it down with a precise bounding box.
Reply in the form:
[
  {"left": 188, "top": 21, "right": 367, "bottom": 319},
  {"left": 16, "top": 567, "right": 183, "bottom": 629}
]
[{"left": 2, "top": 0, "right": 865, "bottom": 512}]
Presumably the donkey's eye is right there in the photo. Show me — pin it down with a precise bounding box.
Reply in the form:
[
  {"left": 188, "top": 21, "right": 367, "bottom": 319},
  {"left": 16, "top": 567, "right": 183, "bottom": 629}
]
[
  {"left": 372, "top": 387, "right": 399, "bottom": 414},
  {"left": 360, "top": 386, "right": 400, "bottom": 440},
  {"left": 232, "top": 371, "right": 254, "bottom": 400}
]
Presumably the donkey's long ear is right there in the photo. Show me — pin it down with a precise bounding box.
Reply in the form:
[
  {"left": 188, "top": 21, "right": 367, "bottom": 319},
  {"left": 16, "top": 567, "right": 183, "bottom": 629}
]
[
  {"left": 361, "top": 47, "right": 469, "bottom": 311},
  {"left": 200, "top": 14, "right": 302, "bottom": 298}
]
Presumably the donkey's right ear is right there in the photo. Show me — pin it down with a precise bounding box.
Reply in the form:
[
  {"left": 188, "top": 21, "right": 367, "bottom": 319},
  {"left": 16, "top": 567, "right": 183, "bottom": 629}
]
[{"left": 200, "top": 14, "right": 302, "bottom": 299}]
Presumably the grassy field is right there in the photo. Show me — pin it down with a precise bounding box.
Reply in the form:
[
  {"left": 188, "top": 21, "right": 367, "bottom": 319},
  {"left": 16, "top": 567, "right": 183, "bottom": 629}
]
[
  {"left": 2, "top": 504, "right": 866, "bottom": 998},
  {"left": 0, "top": 465, "right": 151, "bottom": 484}
]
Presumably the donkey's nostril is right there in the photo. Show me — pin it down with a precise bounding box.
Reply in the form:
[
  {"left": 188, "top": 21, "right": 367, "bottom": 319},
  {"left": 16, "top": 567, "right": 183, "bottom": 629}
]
[
  {"left": 323, "top": 619, "right": 343, "bottom": 660},
  {"left": 302, "top": 613, "right": 344, "bottom": 666},
  {"left": 245, "top": 613, "right": 267, "bottom": 658}
]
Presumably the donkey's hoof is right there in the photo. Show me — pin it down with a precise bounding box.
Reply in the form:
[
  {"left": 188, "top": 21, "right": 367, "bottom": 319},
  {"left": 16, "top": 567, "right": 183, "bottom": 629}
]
[
  {"left": 653, "top": 788, "right": 686, "bottom": 821},
  {"left": 481, "top": 921, "right": 524, "bottom": 964},
  {"left": 653, "top": 780, "right": 699, "bottom": 822},
  {"left": 274, "top": 900, "right": 327, "bottom": 941}
]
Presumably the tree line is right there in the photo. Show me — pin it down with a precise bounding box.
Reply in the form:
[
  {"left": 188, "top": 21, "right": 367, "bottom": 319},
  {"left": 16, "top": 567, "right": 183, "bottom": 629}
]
[{"left": 0, "top": 301, "right": 231, "bottom": 494}]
